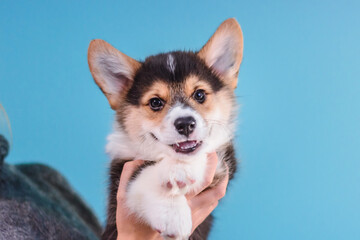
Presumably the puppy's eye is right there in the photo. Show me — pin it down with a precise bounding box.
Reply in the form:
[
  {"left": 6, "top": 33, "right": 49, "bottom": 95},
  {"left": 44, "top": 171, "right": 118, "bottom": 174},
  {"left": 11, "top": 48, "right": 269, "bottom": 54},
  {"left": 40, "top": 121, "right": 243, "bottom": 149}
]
[
  {"left": 193, "top": 89, "right": 206, "bottom": 103},
  {"left": 149, "top": 98, "right": 164, "bottom": 111}
]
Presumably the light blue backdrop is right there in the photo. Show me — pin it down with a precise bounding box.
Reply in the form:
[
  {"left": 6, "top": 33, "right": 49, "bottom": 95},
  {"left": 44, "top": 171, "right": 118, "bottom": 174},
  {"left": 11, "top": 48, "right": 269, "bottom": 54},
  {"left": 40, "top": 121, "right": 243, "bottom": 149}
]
[{"left": 1, "top": 1, "right": 359, "bottom": 239}]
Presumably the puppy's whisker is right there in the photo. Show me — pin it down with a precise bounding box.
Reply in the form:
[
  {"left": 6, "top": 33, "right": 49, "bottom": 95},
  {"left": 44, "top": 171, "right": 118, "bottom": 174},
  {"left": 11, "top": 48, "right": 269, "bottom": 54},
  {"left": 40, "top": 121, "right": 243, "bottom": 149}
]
[
  {"left": 204, "top": 118, "right": 227, "bottom": 125},
  {"left": 136, "top": 134, "right": 152, "bottom": 153},
  {"left": 205, "top": 120, "right": 232, "bottom": 138}
]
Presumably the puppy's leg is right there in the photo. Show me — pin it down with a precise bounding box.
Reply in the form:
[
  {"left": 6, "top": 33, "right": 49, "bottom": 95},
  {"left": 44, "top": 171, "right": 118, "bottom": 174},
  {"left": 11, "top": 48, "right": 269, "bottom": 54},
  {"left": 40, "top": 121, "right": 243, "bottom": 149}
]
[
  {"left": 126, "top": 163, "right": 193, "bottom": 240},
  {"left": 150, "top": 195, "right": 192, "bottom": 240}
]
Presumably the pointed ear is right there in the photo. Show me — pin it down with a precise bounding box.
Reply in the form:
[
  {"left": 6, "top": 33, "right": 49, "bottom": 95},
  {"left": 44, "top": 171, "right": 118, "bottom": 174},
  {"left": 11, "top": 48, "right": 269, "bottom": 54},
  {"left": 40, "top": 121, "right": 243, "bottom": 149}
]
[
  {"left": 198, "top": 18, "right": 243, "bottom": 89},
  {"left": 88, "top": 39, "right": 141, "bottom": 109}
]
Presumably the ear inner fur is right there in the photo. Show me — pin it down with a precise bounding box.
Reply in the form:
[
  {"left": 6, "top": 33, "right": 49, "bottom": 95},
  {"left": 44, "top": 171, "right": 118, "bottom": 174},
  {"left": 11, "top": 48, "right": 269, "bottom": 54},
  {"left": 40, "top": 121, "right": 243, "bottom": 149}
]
[
  {"left": 198, "top": 18, "right": 243, "bottom": 89},
  {"left": 88, "top": 39, "right": 141, "bottom": 109}
]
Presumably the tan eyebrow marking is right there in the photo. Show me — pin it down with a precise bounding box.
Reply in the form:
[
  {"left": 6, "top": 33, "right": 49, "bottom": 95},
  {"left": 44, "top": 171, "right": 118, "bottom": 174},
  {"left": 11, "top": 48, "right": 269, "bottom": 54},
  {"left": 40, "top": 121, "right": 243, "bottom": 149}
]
[
  {"left": 141, "top": 81, "right": 170, "bottom": 105},
  {"left": 184, "top": 75, "right": 213, "bottom": 97}
]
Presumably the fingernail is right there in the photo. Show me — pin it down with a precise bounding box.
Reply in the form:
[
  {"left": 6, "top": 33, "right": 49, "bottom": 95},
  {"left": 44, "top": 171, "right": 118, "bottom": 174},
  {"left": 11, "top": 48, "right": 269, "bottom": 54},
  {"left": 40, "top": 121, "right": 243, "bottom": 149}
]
[{"left": 155, "top": 229, "right": 162, "bottom": 233}]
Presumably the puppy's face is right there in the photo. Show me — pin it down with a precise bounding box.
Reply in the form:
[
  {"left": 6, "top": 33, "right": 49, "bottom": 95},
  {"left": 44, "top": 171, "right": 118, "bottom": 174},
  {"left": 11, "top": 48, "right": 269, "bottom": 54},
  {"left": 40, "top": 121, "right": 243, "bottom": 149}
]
[{"left": 88, "top": 18, "right": 243, "bottom": 160}]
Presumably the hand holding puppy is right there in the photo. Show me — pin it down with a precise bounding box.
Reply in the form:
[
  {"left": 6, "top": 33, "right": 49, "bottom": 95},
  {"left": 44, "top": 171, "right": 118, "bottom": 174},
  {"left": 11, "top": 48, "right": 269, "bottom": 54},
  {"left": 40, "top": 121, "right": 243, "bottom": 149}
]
[{"left": 116, "top": 152, "right": 229, "bottom": 240}]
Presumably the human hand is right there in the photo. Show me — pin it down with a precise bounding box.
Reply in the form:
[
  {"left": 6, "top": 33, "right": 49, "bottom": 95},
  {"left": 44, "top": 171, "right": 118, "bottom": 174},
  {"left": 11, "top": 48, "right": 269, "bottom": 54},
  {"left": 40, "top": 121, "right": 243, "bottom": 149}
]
[
  {"left": 186, "top": 152, "right": 229, "bottom": 232},
  {"left": 116, "top": 160, "right": 160, "bottom": 240},
  {"left": 115, "top": 153, "right": 229, "bottom": 240}
]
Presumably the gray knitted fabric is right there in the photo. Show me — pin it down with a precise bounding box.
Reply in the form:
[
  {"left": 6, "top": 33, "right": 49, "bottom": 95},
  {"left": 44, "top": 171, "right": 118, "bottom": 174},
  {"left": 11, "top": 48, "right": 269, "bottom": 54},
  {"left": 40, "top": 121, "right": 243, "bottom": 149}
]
[{"left": 0, "top": 160, "right": 102, "bottom": 240}]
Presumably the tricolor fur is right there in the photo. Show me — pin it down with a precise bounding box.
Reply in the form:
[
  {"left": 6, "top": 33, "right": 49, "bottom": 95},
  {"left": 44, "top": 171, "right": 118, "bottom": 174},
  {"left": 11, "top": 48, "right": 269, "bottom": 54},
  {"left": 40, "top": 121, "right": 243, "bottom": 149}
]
[{"left": 88, "top": 18, "right": 243, "bottom": 240}]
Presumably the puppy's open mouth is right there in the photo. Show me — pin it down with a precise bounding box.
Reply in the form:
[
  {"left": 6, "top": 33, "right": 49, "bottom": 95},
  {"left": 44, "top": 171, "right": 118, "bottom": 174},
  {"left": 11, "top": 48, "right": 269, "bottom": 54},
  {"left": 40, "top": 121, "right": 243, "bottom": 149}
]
[
  {"left": 150, "top": 133, "right": 202, "bottom": 154},
  {"left": 171, "top": 140, "right": 202, "bottom": 154}
]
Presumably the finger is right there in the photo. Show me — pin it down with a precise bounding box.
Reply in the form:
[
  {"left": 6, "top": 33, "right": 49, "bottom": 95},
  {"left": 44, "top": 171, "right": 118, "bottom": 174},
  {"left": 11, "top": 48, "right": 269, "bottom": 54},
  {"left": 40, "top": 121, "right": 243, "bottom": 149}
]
[
  {"left": 186, "top": 152, "right": 218, "bottom": 199},
  {"left": 191, "top": 201, "right": 219, "bottom": 232},
  {"left": 117, "top": 160, "right": 144, "bottom": 201},
  {"left": 189, "top": 173, "right": 229, "bottom": 212}
]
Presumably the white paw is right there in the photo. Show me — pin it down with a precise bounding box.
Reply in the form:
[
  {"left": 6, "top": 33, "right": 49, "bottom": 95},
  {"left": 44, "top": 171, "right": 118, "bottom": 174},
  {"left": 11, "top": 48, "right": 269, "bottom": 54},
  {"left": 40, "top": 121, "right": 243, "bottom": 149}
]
[
  {"left": 150, "top": 198, "right": 192, "bottom": 240},
  {"left": 163, "top": 168, "right": 196, "bottom": 195}
]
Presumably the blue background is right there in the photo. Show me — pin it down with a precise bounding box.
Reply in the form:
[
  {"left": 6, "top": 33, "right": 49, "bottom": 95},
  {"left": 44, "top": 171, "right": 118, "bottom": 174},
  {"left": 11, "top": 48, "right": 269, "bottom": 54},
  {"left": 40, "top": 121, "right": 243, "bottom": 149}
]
[{"left": 1, "top": 1, "right": 360, "bottom": 239}]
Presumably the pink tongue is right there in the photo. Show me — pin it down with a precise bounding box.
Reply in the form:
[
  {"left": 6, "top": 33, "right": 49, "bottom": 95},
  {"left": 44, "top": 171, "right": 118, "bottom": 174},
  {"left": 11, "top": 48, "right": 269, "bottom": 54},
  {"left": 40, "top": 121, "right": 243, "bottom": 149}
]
[{"left": 178, "top": 140, "right": 196, "bottom": 148}]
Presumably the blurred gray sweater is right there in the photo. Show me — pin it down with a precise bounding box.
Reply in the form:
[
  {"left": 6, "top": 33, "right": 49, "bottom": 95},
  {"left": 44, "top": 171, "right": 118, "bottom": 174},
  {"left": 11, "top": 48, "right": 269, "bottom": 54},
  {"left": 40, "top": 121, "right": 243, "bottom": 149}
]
[{"left": 0, "top": 135, "right": 102, "bottom": 240}]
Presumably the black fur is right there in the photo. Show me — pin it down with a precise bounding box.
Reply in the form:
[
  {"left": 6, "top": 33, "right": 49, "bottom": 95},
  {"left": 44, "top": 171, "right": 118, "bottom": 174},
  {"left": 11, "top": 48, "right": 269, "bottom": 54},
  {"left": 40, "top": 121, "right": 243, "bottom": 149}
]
[
  {"left": 189, "top": 215, "right": 213, "bottom": 240},
  {"left": 101, "top": 160, "right": 128, "bottom": 240},
  {"left": 223, "top": 143, "right": 237, "bottom": 180},
  {"left": 126, "top": 51, "right": 224, "bottom": 106},
  {"left": 130, "top": 161, "right": 157, "bottom": 182}
]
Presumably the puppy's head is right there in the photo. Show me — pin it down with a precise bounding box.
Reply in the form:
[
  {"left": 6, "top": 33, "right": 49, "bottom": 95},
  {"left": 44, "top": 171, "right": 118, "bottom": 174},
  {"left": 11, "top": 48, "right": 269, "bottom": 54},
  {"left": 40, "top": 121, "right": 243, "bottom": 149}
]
[{"left": 88, "top": 18, "right": 243, "bottom": 160}]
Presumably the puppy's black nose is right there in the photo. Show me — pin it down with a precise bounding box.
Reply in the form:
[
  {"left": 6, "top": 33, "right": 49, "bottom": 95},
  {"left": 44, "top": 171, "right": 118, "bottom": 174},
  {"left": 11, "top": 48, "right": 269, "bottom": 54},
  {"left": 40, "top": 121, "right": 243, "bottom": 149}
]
[{"left": 174, "top": 116, "right": 196, "bottom": 137}]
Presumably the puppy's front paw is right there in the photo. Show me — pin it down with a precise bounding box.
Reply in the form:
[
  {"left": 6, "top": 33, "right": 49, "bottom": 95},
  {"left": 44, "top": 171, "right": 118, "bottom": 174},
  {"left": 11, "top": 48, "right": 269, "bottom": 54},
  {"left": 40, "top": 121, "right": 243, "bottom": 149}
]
[
  {"left": 150, "top": 199, "right": 192, "bottom": 240},
  {"left": 163, "top": 169, "right": 195, "bottom": 195}
]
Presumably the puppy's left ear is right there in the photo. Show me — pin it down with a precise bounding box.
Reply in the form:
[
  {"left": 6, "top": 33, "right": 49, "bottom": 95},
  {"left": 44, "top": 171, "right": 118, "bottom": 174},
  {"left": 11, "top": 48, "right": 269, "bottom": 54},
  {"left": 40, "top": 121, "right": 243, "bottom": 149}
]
[{"left": 198, "top": 18, "right": 243, "bottom": 89}]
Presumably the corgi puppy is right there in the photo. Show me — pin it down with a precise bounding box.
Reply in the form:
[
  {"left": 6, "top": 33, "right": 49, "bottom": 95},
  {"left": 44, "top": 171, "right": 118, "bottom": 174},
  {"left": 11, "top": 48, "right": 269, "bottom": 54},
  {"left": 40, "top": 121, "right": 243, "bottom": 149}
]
[{"left": 88, "top": 18, "right": 243, "bottom": 240}]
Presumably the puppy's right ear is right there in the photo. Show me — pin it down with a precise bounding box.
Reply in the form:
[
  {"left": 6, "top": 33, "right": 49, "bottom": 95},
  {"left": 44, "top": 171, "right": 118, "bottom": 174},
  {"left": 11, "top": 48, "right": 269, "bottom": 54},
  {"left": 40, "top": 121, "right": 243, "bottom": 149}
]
[{"left": 88, "top": 40, "right": 140, "bottom": 110}]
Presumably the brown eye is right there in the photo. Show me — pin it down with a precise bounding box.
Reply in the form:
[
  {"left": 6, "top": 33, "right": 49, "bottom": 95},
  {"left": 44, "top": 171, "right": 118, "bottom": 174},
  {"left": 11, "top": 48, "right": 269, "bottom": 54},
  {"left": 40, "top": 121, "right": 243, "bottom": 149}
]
[
  {"left": 193, "top": 89, "right": 206, "bottom": 103},
  {"left": 149, "top": 98, "right": 164, "bottom": 111}
]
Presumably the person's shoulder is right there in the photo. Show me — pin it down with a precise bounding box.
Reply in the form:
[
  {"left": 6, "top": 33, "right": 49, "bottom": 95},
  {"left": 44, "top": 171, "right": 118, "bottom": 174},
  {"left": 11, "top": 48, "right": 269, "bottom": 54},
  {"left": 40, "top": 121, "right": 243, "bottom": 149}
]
[
  {"left": 0, "top": 162, "right": 102, "bottom": 240},
  {"left": 16, "top": 163, "right": 71, "bottom": 191}
]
